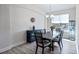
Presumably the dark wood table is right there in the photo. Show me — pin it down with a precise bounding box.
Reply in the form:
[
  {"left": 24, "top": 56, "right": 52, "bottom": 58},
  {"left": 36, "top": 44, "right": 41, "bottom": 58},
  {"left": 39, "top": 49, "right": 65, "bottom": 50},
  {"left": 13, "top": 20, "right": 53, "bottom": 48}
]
[{"left": 42, "top": 31, "right": 61, "bottom": 51}]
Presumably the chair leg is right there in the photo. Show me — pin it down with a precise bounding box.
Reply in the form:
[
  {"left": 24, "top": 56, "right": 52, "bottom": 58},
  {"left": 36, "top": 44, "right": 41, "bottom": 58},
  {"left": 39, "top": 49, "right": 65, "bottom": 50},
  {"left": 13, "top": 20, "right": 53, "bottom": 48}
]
[
  {"left": 48, "top": 44, "right": 51, "bottom": 51},
  {"left": 61, "top": 41, "right": 63, "bottom": 47},
  {"left": 52, "top": 42, "right": 54, "bottom": 51},
  {"left": 42, "top": 47, "right": 44, "bottom": 54},
  {"left": 35, "top": 46, "right": 38, "bottom": 54},
  {"left": 58, "top": 42, "right": 62, "bottom": 50}
]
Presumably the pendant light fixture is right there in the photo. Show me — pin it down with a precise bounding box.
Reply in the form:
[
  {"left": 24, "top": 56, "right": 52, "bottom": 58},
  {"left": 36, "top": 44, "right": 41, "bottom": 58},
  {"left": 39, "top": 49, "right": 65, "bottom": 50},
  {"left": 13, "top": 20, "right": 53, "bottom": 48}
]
[{"left": 46, "top": 4, "right": 54, "bottom": 20}]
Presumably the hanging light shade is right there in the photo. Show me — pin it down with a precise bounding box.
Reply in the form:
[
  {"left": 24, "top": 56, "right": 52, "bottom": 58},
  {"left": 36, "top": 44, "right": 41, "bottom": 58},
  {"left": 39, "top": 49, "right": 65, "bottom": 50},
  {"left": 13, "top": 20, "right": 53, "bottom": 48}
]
[
  {"left": 50, "top": 15, "right": 54, "bottom": 18},
  {"left": 46, "top": 15, "right": 49, "bottom": 18},
  {"left": 46, "top": 14, "right": 54, "bottom": 18}
]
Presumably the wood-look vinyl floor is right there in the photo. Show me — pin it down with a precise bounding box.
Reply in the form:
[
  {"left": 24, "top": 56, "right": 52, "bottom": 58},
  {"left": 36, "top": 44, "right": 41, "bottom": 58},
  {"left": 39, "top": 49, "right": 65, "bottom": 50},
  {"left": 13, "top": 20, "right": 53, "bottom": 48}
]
[{"left": 1, "top": 39, "right": 77, "bottom": 54}]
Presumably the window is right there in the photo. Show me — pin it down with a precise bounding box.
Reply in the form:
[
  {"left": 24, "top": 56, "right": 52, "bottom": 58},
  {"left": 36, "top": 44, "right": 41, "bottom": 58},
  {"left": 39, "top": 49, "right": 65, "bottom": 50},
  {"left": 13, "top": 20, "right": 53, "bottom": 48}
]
[{"left": 51, "top": 14, "right": 69, "bottom": 23}]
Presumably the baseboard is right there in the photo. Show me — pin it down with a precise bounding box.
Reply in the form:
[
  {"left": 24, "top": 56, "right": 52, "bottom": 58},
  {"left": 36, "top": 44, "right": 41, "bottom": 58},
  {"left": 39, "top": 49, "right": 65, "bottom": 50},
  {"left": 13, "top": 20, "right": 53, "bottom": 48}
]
[
  {"left": 0, "top": 45, "right": 13, "bottom": 53},
  {"left": 63, "top": 39, "right": 75, "bottom": 44},
  {"left": 0, "top": 41, "right": 25, "bottom": 53},
  {"left": 10, "top": 41, "right": 26, "bottom": 48}
]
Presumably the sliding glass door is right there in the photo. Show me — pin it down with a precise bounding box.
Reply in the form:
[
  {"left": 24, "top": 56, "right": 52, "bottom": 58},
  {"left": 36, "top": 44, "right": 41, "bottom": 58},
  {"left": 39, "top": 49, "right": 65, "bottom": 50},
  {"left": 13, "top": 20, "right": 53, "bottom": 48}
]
[{"left": 69, "top": 20, "right": 75, "bottom": 41}]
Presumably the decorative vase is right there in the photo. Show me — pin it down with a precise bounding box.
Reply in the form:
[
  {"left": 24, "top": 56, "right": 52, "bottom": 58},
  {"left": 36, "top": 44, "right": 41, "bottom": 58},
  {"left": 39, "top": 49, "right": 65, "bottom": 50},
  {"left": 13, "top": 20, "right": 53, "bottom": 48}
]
[
  {"left": 33, "top": 26, "right": 35, "bottom": 30},
  {"left": 51, "top": 29, "right": 53, "bottom": 36},
  {"left": 50, "top": 26, "right": 55, "bottom": 36}
]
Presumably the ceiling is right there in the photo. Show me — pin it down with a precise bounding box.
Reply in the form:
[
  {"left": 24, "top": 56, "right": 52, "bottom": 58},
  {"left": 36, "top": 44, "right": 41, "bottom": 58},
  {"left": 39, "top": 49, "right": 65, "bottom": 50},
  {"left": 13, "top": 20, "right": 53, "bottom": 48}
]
[{"left": 17, "top": 4, "right": 76, "bottom": 14}]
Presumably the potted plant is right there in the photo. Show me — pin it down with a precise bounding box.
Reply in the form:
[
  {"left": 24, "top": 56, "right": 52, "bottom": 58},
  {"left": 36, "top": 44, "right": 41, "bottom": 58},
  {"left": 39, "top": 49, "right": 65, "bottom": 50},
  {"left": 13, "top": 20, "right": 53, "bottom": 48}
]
[{"left": 50, "top": 25, "right": 55, "bottom": 31}]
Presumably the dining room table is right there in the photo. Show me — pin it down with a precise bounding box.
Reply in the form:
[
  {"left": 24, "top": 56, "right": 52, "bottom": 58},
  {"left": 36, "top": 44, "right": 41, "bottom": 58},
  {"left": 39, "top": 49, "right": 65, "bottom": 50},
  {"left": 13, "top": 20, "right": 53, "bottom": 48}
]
[{"left": 42, "top": 30, "right": 61, "bottom": 51}]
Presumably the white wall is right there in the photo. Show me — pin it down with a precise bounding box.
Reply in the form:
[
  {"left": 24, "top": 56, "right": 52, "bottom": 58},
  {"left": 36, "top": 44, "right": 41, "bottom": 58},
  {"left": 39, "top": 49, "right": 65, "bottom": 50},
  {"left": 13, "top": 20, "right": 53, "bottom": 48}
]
[
  {"left": 10, "top": 5, "right": 45, "bottom": 45},
  {"left": 76, "top": 4, "right": 79, "bottom": 53},
  {"left": 0, "top": 5, "right": 12, "bottom": 52},
  {"left": 0, "top": 5, "right": 45, "bottom": 53}
]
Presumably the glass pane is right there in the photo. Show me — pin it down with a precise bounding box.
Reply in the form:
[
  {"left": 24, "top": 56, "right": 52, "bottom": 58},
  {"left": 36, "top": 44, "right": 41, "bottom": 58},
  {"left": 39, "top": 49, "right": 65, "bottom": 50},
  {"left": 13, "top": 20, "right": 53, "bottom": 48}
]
[
  {"left": 60, "top": 14, "right": 69, "bottom": 23},
  {"left": 51, "top": 14, "right": 69, "bottom": 23},
  {"left": 51, "top": 15, "right": 60, "bottom": 23}
]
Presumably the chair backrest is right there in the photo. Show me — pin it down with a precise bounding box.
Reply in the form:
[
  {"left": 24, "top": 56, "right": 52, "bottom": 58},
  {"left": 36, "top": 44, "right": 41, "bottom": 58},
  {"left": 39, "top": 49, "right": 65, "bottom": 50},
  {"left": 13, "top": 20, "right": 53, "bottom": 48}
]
[
  {"left": 41, "top": 29, "right": 46, "bottom": 34},
  {"left": 34, "top": 31, "right": 43, "bottom": 44},
  {"left": 35, "top": 29, "right": 46, "bottom": 34}
]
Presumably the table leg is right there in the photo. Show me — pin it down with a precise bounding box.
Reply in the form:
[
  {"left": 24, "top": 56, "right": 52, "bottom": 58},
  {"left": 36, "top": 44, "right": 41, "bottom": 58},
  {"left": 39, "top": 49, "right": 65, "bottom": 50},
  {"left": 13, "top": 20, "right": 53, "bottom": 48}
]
[{"left": 52, "top": 41, "right": 54, "bottom": 51}]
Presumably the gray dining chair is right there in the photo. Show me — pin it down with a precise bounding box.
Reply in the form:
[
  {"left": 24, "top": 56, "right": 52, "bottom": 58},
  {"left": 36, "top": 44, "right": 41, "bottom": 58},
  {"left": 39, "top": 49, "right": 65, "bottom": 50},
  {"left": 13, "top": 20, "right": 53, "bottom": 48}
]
[
  {"left": 52, "top": 30, "right": 64, "bottom": 50},
  {"left": 34, "top": 31, "right": 51, "bottom": 54}
]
